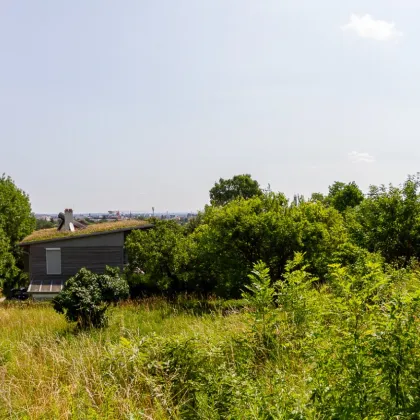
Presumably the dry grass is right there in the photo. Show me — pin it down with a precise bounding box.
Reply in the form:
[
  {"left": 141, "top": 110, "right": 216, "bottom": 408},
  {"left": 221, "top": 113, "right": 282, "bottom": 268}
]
[
  {"left": 0, "top": 300, "right": 248, "bottom": 419},
  {"left": 20, "top": 220, "right": 151, "bottom": 244}
]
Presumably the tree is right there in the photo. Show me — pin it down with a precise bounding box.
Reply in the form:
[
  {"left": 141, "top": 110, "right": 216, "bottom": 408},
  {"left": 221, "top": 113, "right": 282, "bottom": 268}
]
[
  {"left": 125, "top": 219, "right": 192, "bottom": 295},
  {"left": 289, "top": 201, "right": 348, "bottom": 277},
  {"left": 327, "top": 181, "right": 364, "bottom": 213},
  {"left": 53, "top": 267, "right": 129, "bottom": 328},
  {"left": 209, "top": 174, "right": 263, "bottom": 206},
  {"left": 124, "top": 191, "right": 351, "bottom": 299},
  {"left": 189, "top": 195, "right": 347, "bottom": 297},
  {"left": 35, "top": 218, "right": 57, "bottom": 230},
  {"left": 0, "top": 174, "right": 35, "bottom": 293},
  {"left": 0, "top": 230, "right": 18, "bottom": 294},
  {"left": 310, "top": 192, "right": 326, "bottom": 204},
  {"left": 0, "top": 174, "right": 35, "bottom": 245},
  {"left": 349, "top": 175, "right": 420, "bottom": 263}
]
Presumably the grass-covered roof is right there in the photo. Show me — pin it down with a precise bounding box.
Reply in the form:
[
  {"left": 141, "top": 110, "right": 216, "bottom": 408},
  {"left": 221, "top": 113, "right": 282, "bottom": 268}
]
[{"left": 21, "top": 220, "right": 151, "bottom": 244}]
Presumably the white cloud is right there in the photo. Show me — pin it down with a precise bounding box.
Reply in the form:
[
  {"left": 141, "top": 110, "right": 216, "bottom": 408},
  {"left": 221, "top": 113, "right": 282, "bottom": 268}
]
[
  {"left": 341, "top": 14, "right": 403, "bottom": 41},
  {"left": 348, "top": 151, "right": 375, "bottom": 163}
]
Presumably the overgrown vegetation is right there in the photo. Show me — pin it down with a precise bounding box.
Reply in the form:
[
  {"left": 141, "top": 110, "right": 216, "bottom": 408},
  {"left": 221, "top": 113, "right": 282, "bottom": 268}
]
[
  {"left": 35, "top": 218, "right": 57, "bottom": 230},
  {"left": 3, "top": 257, "right": 420, "bottom": 418},
  {"left": 126, "top": 175, "right": 420, "bottom": 299},
  {"left": 4, "top": 172, "right": 420, "bottom": 417},
  {"left": 53, "top": 267, "right": 129, "bottom": 328},
  {"left": 0, "top": 174, "right": 35, "bottom": 295}
]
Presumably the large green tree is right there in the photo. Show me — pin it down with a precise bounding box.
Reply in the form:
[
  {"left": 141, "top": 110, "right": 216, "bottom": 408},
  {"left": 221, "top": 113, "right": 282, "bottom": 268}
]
[
  {"left": 327, "top": 181, "right": 364, "bottom": 213},
  {"left": 0, "top": 174, "right": 35, "bottom": 245},
  {"left": 0, "top": 174, "right": 35, "bottom": 293},
  {"left": 209, "top": 174, "right": 263, "bottom": 206},
  {"left": 0, "top": 230, "right": 18, "bottom": 289},
  {"left": 189, "top": 195, "right": 348, "bottom": 297},
  {"left": 125, "top": 193, "right": 350, "bottom": 298},
  {"left": 125, "top": 219, "right": 192, "bottom": 295},
  {"left": 349, "top": 175, "right": 420, "bottom": 263}
]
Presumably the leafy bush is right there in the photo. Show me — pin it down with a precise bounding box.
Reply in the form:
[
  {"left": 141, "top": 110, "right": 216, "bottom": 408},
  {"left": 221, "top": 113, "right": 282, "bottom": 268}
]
[
  {"left": 125, "top": 219, "right": 193, "bottom": 296},
  {"left": 0, "top": 230, "right": 19, "bottom": 295},
  {"left": 349, "top": 174, "right": 420, "bottom": 264},
  {"left": 6, "top": 256, "right": 420, "bottom": 418},
  {"left": 242, "top": 261, "right": 277, "bottom": 350},
  {"left": 277, "top": 252, "right": 317, "bottom": 329},
  {"left": 308, "top": 259, "right": 420, "bottom": 417},
  {"left": 35, "top": 218, "right": 56, "bottom": 230},
  {"left": 53, "top": 267, "right": 129, "bottom": 328},
  {"left": 185, "top": 196, "right": 348, "bottom": 297}
]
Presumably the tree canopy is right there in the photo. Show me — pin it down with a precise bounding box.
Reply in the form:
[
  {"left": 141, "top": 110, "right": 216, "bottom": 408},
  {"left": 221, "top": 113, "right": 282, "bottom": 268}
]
[
  {"left": 126, "top": 193, "right": 350, "bottom": 298},
  {"left": 0, "top": 174, "right": 35, "bottom": 245},
  {"left": 209, "top": 174, "right": 263, "bottom": 206},
  {"left": 7, "top": 171, "right": 420, "bottom": 303},
  {"left": 126, "top": 174, "right": 420, "bottom": 299},
  {"left": 348, "top": 175, "right": 420, "bottom": 263},
  {"left": 0, "top": 174, "right": 35, "bottom": 293},
  {"left": 125, "top": 219, "right": 192, "bottom": 295},
  {"left": 327, "top": 181, "right": 364, "bottom": 213}
]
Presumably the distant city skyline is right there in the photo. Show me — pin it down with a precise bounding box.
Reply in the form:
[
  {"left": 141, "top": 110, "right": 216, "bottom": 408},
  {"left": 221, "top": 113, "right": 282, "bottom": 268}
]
[{"left": 35, "top": 211, "right": 199, "bottom": 217}]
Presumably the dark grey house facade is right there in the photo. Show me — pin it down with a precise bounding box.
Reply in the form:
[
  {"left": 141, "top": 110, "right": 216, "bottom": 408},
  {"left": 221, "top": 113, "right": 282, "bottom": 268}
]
[{"left": 20, "top": 212, "right": 151, "bottom": 300}]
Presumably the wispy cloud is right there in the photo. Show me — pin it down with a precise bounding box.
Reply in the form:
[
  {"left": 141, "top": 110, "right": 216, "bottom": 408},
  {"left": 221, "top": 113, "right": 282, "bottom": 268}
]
[
  {"left": 348, "top": 151, "right": 376, "bottom": 163},
  {"left": 341, "top": 14, "right": 403, "bottom": 42}
]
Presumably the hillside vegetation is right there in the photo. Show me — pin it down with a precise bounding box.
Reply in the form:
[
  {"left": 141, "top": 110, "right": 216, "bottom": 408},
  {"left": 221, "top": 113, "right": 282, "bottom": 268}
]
[
  {"left": 3, "top": 174, "right": 420, "bottom": 418},
  {"left": 2, "top": 256, "right": 420, "bottom": 418},
  {"left": 125, "top": 174, "right": 420, "bottom": 299}
]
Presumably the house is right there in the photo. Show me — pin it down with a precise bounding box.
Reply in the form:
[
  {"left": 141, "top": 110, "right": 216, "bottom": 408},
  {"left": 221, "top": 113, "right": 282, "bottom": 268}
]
[{"left": 20, "top": 209, "right": 152, "bottom": 300}]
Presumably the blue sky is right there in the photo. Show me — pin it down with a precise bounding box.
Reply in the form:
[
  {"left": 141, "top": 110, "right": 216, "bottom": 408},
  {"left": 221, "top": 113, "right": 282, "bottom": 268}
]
[{"left": 1, "top": 0, "right": 419, "bottom": 213}]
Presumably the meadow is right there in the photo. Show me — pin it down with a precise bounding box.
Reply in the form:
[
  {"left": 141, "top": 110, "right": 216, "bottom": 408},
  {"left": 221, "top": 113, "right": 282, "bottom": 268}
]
[
  {"left": 0, "top": 298, "right": 252, "bottom": 419},
  {"left": 2, "top": 257, "right": 420, "bottom": 419}
]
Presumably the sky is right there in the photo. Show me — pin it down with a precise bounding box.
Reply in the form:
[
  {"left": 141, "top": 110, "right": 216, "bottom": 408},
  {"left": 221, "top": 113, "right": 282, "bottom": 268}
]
[{"left": 1, "top": 0, "right": 420, "bottom": 213}]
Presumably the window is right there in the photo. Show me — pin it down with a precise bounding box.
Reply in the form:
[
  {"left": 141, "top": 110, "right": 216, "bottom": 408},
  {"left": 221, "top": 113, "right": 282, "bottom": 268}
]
[{"left": 46, "top": 248, "right": 61, "bottom": 275}]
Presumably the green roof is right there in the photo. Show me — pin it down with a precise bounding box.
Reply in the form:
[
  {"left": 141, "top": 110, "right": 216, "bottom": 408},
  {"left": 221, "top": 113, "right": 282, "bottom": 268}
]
[{"left": 21, "top": 220, "right": 151, "bottom": 245}]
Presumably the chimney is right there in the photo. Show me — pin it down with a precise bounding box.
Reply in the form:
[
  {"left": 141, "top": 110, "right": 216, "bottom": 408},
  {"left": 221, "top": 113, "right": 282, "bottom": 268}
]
[{"left": 58, "top": 208, "right": 75, "bottom": 231}]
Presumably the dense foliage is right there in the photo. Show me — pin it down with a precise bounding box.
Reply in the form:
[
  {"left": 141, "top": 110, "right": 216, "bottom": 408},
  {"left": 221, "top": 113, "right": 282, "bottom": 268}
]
[
  {"left": 119, "top": 258, "right": 420, "bottom": 418},
  {"left": 209, "top": 174, "right": 263, "bottom": 206},
  {"left": 35, "top": 218, "right": 57, "bottom": 230},
  {"left": 6, "top": 172, "right": 420, "bottom": 417},
  {"left": 5, "top": 257, "right": 420, "bottom": 418},
  {"left": 0, "top": 174, "right": 35, "bottom": 294},
  {"left": 125, "top": 219, "right": 192, "bottom": 295},
  {"left": 348, "top": 175, "right": 420, "bottom": 264},
  {"left": 53, "top": 267, "right": 129, "bottom": 328},
  {"left": 0, "top": 230, "right": 18, "bottom": 289},
  {"left": 327, "top": 180, "right": 365, "bottom": 212},
  {"left": 126, "top": 173, "right": 420, "bottom": 300}
]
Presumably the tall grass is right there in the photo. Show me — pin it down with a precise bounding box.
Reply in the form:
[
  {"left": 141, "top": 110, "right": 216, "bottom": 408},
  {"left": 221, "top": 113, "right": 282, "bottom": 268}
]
[
  {"left": 0, "top": 300, "right": 248, "bottom": 419},
  {"left": 2, "top": 260, "right": 420, "bottom": 419}
]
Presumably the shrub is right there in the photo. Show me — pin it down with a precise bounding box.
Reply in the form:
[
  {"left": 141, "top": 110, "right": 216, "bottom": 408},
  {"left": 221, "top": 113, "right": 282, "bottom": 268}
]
[
  {"left": 125, "top": 219, "right": 192, "bottom": 296},
  {"left": 242, "top": 261, "right": 277, "bottom": 350},
  {"left": 53, "top": 267, "right": 129, "bottom": 329}
]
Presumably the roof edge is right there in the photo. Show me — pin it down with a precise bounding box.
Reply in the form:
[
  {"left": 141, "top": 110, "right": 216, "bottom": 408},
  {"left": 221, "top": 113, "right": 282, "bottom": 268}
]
[{"left": 20, "top": 224, "right": 153, "bottom": 246}]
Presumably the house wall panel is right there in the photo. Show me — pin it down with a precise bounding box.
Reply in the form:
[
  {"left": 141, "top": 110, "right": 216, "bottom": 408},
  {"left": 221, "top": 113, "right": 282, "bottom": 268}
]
[{"left": 29, "top": 246, "right": 124, "bottom": 282}]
